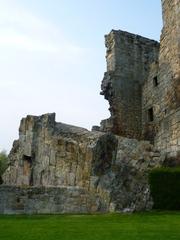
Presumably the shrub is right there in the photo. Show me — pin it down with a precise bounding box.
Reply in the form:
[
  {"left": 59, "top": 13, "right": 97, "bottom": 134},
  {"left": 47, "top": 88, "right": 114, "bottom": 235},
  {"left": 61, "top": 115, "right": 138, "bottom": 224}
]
[
  {"left": 0, "top": 151, "right": 8, "bottom": 184},
  {"left": 149, "top": 167, "right": 180, "bottom": 210}
]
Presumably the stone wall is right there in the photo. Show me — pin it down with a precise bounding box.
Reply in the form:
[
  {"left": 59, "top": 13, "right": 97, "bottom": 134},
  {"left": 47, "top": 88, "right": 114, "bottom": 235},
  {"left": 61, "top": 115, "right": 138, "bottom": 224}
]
[
  {"left": 101, "top": 0, "right": 180, "bottom": 162},
  {"left": 101, "top": 30, "right": 159, "bottom": 139},
  {"left": 142, "top": 0, "right": 180, "bottom": 162},
  {"left": 3, "top": 113, "right": 103, "bottom": 187},
  {"left": 0, "top": 186, "right": 104, "bottom": 214},
  {"left": 142, "top": 61, "right": 160, "bottom": 143},
  {"left": 155, "top": 0, "right": 180, "bottom": 162},
  {"left": 1, "top": 113, "right": 164, "bottom": 213}
]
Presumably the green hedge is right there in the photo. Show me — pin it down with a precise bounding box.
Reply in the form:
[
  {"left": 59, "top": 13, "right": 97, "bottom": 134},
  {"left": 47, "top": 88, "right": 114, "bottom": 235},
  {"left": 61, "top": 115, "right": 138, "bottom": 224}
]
[{"left": 149, "top": 167, "right": 180, "bottom": 210}]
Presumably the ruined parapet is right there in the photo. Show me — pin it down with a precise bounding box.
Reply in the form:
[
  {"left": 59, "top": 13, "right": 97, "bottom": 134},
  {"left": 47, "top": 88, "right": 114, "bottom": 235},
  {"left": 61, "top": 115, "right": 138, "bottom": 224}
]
[
  {"left": 3, "top": 113, "right": 103, "bottom": 187},
  {"left": 1, "top": 113, "right": 164, "bottom": 213},
  {"left": 101, "top": 30, "right": 160, "bottom": 139}
]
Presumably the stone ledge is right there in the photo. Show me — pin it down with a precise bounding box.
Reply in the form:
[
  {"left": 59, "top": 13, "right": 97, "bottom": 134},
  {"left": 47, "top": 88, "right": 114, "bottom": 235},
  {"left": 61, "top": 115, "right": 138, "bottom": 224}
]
[{"left": 0, "top": 186, "right": 105, "bottom": 214}]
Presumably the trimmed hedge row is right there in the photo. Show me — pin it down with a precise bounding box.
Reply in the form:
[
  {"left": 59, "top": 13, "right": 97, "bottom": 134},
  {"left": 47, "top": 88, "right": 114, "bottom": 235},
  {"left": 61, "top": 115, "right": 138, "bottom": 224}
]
[{"left": 149, "top": 167, "right": 180, "bottom": 210}]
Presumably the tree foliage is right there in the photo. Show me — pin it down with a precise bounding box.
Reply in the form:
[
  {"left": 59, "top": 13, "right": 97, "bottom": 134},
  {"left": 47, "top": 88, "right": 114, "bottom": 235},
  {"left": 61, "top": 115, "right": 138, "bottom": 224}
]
[{"left": 0, "top": 150, "right": 8, "bottom": 184}]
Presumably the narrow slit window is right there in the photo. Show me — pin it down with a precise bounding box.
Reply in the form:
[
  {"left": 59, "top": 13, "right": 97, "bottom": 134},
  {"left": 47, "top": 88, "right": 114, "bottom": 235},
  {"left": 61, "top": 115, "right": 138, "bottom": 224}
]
[
  {"left": 23, "top": 155, "right": 32, "bottom": 177},
  {"left": 148, "top": 108, "right": 154, "bottom": 122},
  {"left": 153, "top": 76, "right": 158, "bottom": 86}
]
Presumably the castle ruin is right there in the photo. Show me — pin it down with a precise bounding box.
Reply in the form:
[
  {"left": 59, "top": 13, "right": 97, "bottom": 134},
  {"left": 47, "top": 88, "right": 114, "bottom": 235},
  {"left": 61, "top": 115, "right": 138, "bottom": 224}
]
[
  {"left": 101, "top": 0, "right": 180, "bottom": 163},
  {"left": 0, "top": 0, "right": 179, "bottom": 214}
]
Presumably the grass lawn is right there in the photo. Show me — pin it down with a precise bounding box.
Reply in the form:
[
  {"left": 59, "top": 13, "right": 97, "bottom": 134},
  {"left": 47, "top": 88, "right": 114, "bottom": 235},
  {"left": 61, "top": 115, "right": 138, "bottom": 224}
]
[{"left": 0, "top": 212, "right": 179, "bottom": 240}]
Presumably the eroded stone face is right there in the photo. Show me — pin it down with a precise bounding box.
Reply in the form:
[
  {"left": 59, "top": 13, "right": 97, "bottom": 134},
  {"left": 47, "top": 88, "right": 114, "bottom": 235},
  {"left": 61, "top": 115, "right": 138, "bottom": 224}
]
[
  {"left": 0, "top": 186, "right": 105, "bottom": 214},
  {"left": 100, "top": 30, "right": 160, "bottom": 140},
  {"left": 1, "top": 113, "right": 164, "bottom": 213},
  {"left": 3, "top": 113, "right": 103, "bottom": 188},
  {"left": 100, "top": 0, "right": 180, "bottom": 161}
]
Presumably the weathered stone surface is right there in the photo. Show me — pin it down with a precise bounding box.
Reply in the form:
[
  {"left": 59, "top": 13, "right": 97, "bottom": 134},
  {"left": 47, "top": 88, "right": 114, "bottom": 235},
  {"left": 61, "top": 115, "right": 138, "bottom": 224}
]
[
  {"left": 153, "top": 0, "right": 180, "bottom": 162},
  {"left": 0, "top": 186, "right": 105, "bottom": 214},
  {"left": 142, "top": 0, "right": 180, "bottom": 164},
  {"left": 3, "top": 113, "right": 104, "bottom": 187},
  {"left": 1, "top": 113, "right": 164, "bottom": 213},
  {"left": 92, "top": 136, "right": 164, "bottom": 212},
  {"left": 100, "top": 30, "right": 160, "bottom": 139},
  {"left": 100, "top": 0, "right": 180, "bottom": 162}
]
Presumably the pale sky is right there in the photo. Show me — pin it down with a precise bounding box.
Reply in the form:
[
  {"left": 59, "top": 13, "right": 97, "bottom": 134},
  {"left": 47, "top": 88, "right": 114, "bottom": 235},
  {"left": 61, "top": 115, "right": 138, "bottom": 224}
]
[{"left": 0, "top": 0, "right": 162, "bottom": 152}]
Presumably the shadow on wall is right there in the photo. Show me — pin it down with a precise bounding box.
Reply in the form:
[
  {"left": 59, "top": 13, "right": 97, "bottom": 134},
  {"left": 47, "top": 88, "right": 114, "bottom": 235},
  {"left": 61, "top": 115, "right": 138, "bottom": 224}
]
[
  {"left": 143, "top": 62, "right": 180, "bottom": 166},
  {"left": 163, "top": 151, "right": 180, "bottom": 167},
  {"left": 171, "top": 71, "right": 180, "bottom": 109}
]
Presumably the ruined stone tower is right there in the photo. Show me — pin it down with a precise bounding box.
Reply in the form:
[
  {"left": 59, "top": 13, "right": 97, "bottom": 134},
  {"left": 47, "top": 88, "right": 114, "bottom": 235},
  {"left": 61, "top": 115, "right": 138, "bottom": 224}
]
[
  {"left": 100, "top": 30, "right": 160, "bottom": 139},
  {"left": 155, "top": 0, "right": 180, "bottom": 162},
  {"left": 101, "top": 0, "right": 180, "bottom": 164},
  {"left": 0, "top": 0, "right": 179, "bottom": 214}
]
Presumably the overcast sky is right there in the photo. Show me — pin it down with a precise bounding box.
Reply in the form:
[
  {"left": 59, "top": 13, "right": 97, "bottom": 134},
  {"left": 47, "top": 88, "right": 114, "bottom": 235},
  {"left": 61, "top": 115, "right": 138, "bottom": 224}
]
[{"left": 0, "top": 0, "right": 162, "bottom": 152}]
